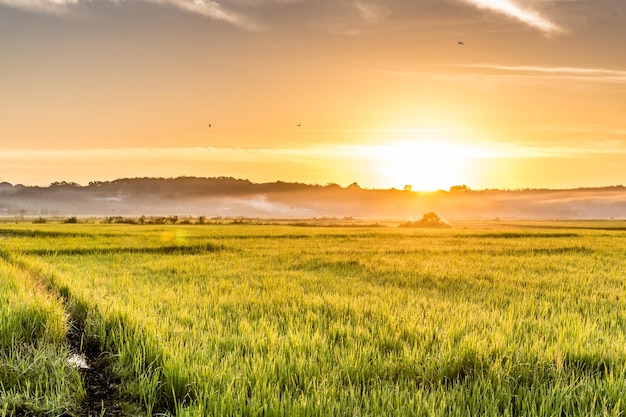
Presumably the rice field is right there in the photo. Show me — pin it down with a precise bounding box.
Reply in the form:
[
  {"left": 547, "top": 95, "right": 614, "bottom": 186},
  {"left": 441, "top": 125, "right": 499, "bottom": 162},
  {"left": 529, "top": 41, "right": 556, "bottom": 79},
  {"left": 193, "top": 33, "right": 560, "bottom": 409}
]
[
  {"left": 0, "top": 245, "right": 83, "bottom": 415},
  {"left": 1, "top": 221, "right": 626, "bottom": 416}
]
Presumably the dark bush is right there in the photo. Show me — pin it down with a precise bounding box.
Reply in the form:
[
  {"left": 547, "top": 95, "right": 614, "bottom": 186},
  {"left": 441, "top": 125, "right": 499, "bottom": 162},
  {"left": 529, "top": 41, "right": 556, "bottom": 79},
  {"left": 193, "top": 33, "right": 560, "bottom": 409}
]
[{"left": 399, "top": 212, "right": 451, "bottom": 228}]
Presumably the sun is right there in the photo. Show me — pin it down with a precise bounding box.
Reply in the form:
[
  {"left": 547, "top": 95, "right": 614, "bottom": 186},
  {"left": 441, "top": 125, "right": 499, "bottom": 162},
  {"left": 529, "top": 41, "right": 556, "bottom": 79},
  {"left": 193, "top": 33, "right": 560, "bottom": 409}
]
[{"left": 372, "top": 140, "right": 487, "bottom": 191}]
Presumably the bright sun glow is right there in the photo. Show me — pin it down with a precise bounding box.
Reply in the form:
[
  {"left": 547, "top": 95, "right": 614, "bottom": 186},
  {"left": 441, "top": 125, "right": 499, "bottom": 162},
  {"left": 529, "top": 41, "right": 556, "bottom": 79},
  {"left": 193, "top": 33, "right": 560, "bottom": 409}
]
[{"left": 367, "top": 140, "right": 494, "bottom": 191}]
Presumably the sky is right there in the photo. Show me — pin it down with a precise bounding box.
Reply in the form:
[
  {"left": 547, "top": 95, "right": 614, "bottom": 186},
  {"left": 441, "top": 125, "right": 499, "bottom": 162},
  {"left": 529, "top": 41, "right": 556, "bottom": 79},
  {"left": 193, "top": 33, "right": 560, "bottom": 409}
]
[{"left": 1, "top": 0, "right": 625, "bottom": 191}]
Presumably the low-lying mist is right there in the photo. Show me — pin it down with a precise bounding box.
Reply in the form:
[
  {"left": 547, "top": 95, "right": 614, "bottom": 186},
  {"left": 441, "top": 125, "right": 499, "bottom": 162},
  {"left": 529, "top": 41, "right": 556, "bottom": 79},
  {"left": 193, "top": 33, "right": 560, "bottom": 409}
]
[{"left": 1, "top": 178, "right": 625, "bottom": 220}]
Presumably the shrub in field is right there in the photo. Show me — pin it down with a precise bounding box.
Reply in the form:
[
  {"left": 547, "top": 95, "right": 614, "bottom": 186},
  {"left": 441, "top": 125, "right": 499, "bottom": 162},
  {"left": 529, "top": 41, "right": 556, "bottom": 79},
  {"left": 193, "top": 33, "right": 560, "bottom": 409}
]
[{"left": 399, "top": 211, "right": 451, "bottom": 228}]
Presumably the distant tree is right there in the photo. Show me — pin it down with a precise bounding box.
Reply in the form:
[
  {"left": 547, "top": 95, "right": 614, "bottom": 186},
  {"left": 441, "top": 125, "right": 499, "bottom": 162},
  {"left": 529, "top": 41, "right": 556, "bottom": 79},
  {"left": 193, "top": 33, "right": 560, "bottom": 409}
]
[
  {"left": 403, "top": 184, "right": 413, "bottom": 192},
  {"left": 449, "top": 185, "right": 470, "bottom": 192},
  {"left": 50, "top": 181, "right": 80, "bottom": 187},
  {"left": 64, "top": 216, "right": 78, "bottom": 224},
  {"left": 399, "top": 212, "right": 451, "bottom": 228}
]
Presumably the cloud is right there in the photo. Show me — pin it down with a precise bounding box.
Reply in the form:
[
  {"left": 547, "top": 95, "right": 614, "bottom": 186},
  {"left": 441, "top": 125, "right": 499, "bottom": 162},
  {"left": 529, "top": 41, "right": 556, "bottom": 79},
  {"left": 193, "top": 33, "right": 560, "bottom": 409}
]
[
  {"left": 462, "top": 64, "right": 626, "bottom": 83},
  {"left": 0, "top": 0, "right": 260, "bottom": 29},
  {"left": 1, "top": 0, "right": 563, "bottom": 34},
  {"left": 354, "top": 1, "right": 386, "bottom": 23},
  {"left": 460, "top": 0, "right": 562, "bottom": 34},
  {"left": 142, "top": 0, "right": 260, "bottom": 29},
  {"left": 0, "top": 0, "right": 78, "bottom": 15}
]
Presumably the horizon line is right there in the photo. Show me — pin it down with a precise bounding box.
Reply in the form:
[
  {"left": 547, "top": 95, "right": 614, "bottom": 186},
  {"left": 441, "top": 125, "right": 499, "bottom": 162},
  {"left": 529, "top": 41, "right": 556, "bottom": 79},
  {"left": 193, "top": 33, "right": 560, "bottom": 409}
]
[{"left": 2, "top": 176, "right": 624, "bottom": 193}]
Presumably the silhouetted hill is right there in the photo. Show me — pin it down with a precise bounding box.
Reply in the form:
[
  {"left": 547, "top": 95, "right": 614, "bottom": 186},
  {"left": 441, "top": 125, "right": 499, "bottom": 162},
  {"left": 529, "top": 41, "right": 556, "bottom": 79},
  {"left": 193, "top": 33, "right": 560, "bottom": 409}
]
[{"left": 0, "top": 177, "right": 625, "bottom": 219}]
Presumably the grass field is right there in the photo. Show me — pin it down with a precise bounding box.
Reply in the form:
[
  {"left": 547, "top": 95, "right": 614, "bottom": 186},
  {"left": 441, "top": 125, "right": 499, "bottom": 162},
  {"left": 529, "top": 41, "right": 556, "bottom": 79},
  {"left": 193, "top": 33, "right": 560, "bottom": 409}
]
[{"left": 1, "top": 220, "right": 626, "bottom": 416}]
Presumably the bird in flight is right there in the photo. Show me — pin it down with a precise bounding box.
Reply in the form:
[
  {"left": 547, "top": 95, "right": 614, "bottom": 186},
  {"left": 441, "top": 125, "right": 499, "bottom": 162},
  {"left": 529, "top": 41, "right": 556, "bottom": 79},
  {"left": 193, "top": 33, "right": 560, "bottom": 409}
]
[
  {"left": 208, "top": 123, "right": 212, "bottom": 127},
  {"left": 458, "top": 41, "right": 464, "bottom": 45},
  {"left": 297, "top": 123, "right": 301, "bottom": 127}
]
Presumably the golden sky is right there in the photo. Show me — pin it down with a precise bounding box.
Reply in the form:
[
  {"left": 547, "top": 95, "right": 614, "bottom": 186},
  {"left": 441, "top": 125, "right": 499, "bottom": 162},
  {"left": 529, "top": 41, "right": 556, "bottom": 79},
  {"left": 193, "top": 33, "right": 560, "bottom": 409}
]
[{"left": 1, "top": 0, "right": 625, "bottom": 190}]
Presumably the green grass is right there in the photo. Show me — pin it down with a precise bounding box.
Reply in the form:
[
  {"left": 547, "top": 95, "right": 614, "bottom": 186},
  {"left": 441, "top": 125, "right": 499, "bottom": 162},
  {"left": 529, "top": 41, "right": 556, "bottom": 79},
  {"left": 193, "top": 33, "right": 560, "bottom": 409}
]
[
  {"left": 1, "top": 222, "right": 626, "bottom": 415},
  {"left": 0, "top": 255, "right": 84, "bottom": 416}
]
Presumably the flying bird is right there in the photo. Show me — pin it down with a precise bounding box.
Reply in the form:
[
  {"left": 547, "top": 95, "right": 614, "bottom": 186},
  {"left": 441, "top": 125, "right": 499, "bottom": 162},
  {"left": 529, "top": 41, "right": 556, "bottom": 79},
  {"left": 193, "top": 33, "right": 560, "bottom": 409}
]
[
  {"left": 208, "top": 123, "right": 212, "bottom": 127},
  {"left": 297, "top": 123, "right": 301, "bottom": 127},
  {"left": 458, "top": 41, "right": 464, "bottom": 45}
]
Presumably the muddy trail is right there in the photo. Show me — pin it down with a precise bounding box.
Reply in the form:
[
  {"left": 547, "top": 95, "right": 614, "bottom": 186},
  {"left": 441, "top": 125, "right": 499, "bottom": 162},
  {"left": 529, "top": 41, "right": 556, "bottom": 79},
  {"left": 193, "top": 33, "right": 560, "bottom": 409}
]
[{"left": 66, "top": 321, "right": 127, "bottom": 417}]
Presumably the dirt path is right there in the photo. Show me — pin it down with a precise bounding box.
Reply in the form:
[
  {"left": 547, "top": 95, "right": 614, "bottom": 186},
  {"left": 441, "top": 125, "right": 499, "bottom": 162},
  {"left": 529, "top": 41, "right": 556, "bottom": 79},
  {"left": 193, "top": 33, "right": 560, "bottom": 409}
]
[{"left": 66, "top": 323, "right": 126, "bottom": 417}]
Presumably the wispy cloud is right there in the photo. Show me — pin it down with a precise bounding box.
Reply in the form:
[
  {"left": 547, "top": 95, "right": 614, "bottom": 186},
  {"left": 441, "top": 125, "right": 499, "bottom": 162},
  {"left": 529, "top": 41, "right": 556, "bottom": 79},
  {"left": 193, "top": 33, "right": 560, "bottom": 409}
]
[
  {"left": 0, "top": 0, "right": 78, "bottom": 15},
  {"left": 11, "top": 139, "right": 622, "bottom": 167},
  {"left": 460, "top": 0, "right": 562, "bottom": 34},
  {"left": 0, "top": 0, "right": 259, "bottom": 30},
  {"left": 142, "top": 0, "right": 260, "bottom": 29},
  {"left": 462, "top": 64, "right": 626, "bottom": 83},
  {"left": 0, "top": 0, "right": 562, "bottom": 34},
  {"left": 354, "top": 1, "right": 386, "bottom": 24}
]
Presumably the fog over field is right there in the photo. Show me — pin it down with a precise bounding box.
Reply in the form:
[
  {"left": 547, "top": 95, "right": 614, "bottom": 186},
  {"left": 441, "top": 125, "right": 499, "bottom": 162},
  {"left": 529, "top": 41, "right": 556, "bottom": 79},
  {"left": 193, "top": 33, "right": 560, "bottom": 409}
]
[{"left": 1, "top": 177, "right": 625, "bottom": 220}]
